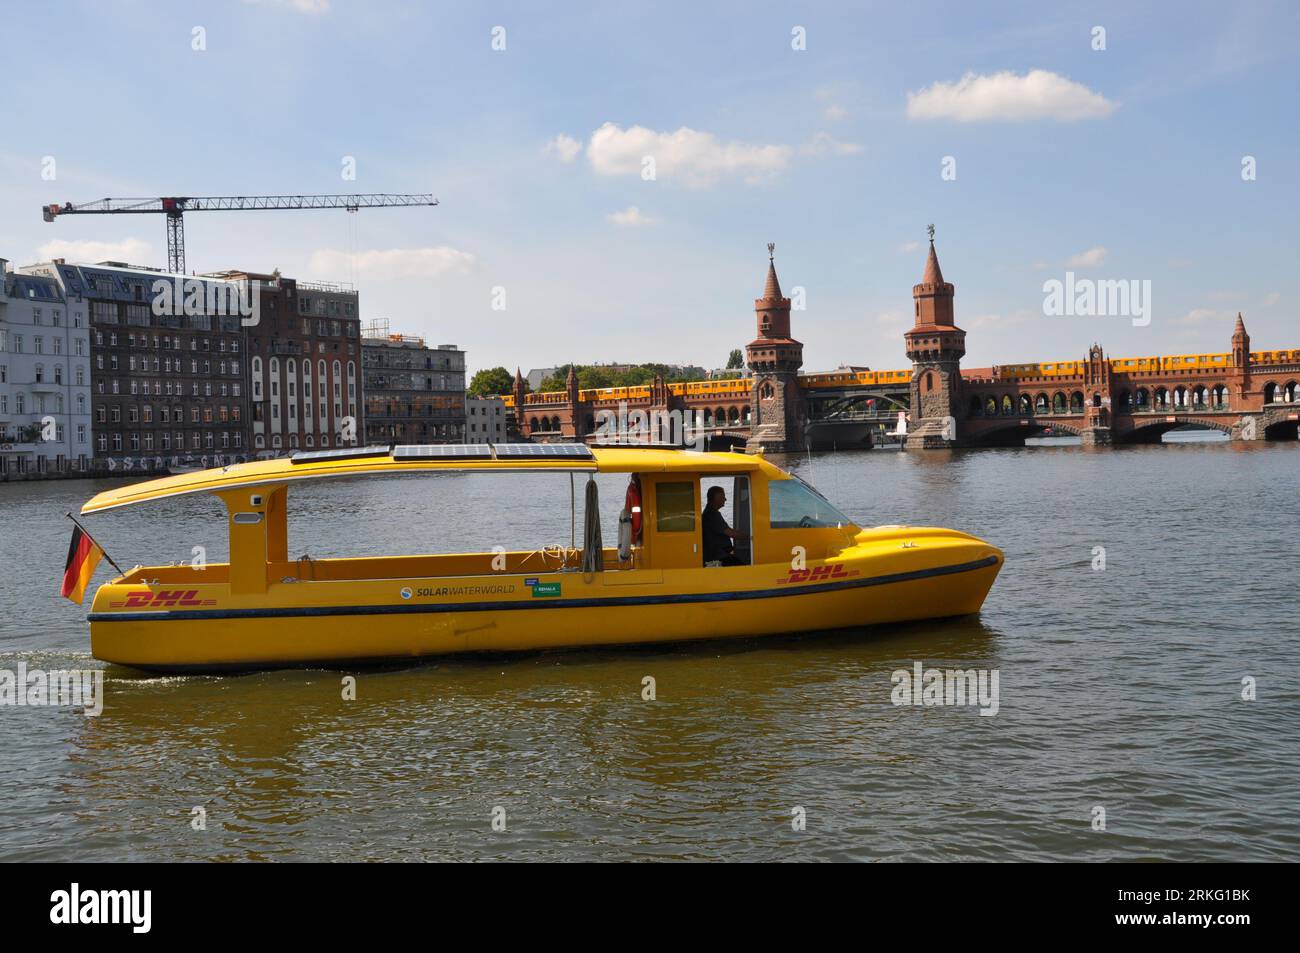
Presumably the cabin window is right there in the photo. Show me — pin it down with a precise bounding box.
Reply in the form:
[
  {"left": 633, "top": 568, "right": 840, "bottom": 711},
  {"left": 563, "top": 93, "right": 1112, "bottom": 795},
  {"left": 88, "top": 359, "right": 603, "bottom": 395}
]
[
  {"left": 655, "top": 482, "right": 696, "bottom": 532},
  {"left": 768, "top": 477, "right": 853, "bottom": 529}
]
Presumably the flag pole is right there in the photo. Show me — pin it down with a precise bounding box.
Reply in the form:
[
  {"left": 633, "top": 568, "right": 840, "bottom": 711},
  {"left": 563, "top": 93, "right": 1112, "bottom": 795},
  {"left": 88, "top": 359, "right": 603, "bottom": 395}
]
[{"left": 64, "top": 512, "right": 126, "bottom": 577}]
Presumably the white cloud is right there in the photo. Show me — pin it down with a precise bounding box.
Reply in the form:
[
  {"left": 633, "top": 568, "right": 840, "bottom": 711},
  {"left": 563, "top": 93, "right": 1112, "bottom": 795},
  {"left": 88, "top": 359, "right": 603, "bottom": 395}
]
[
  {"left": 965, "top": 309, "right": 1035, "bottom": 330},
  {"left": 815, "top": 85, "right": 852, "bottom": 122},
  {"left": 544, "top": 134, "right": 582, "bottom": 163},
  {"left": 586, "top": 122, "right": 793, "bottom": 188},
  {"left": 1262, "top": 292, "right": 1280, "bottom": 307},
  {"left": 307, "top": 246, "right": 476, "bottom": 280},
  {"left": 243, "top": 0, "right": 329, "bottom": 14},
  {"left": 1065, "top": 246, "right": 1108, "bottom": 268},
  {"left": 907, "top": 70, "right": 1116, "bottom": 122},
  {"left": 36, "top": 237, "right": 153, "bottom": 265},
  {"left": 1173, "top": 307, "right": 1230, "bottom": 327},
  {"left": 799, "top": 132, "right": 864, "bottom": 157},
  {"left": 899, "top": 241, "right": 922, "bottom": 253},
  {"left": 873, "top": 310, "right": 909, "bottom": 333},
  {"left": 606, "top": 206, "right": 657, "bottom": 227}
]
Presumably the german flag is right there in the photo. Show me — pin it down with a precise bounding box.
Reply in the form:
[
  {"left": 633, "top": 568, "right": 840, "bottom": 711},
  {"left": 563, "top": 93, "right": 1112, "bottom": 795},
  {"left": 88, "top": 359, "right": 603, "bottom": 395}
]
[{"left": 61, "top": 524, "right": 104, "bottom": 605}]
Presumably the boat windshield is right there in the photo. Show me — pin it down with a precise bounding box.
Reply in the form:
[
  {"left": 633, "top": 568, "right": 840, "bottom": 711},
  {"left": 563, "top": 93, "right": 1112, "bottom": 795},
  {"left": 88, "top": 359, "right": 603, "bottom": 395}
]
[{"left": 768, "top": 476, "right": 855, "bottom": 529}]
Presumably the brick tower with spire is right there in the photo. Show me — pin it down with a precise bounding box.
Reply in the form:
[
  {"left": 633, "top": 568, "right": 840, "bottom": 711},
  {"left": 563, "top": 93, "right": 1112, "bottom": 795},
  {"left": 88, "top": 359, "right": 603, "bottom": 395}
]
[
  {"left": 745, "top": 244, "right": 805, "bottom": 452},
  {"left": 508, "top": 367, "right": 528, "bottom": 440},
  {"left": 1231, "top": 312, "right": 1252, "bottom": 399},
  {"left": 903, "top": 230, "right": 966, "bottom": 448}
]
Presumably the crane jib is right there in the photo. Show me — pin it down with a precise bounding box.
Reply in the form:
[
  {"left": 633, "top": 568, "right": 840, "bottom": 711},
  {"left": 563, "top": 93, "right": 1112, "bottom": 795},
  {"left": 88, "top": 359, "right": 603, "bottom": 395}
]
[{"left": 42, "top": 193, "right": 438, "bottom": 273}]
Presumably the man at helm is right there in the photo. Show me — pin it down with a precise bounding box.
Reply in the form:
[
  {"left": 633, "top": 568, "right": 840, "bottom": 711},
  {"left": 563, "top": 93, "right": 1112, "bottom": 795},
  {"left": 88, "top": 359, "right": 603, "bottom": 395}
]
[{"left": 702, "top": 485, "right": 747, "bottom": 566}]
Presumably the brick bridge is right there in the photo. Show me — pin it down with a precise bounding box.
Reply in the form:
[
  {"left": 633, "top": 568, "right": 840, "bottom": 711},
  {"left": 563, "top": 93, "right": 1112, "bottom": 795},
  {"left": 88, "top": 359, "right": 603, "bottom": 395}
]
[{"left": 506, "top": 242, "right": 1300, "bottom": 450}]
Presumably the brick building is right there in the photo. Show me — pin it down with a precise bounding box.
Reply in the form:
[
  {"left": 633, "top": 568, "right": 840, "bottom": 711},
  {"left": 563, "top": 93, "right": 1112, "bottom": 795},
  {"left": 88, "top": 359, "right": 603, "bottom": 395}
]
[{"left": 206, "top": 272, "right": 363, "bottom": 455}]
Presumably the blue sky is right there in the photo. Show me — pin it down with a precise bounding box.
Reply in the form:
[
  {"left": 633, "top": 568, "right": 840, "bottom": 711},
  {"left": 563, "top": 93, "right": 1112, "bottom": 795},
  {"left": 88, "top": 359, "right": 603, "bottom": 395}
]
[{"left": 1, "top": 1, "right": 1295, "bottom": 377}]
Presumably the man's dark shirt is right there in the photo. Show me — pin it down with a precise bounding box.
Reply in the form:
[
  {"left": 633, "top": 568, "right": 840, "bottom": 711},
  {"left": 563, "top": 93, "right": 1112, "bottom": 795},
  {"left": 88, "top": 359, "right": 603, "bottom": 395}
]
[{"left": 702, "top": 507, "right": 733, "bottom": 563}]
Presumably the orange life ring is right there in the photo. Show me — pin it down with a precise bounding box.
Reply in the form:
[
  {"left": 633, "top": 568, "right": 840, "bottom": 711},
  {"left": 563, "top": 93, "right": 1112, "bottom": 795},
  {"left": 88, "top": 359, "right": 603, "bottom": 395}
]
[{"left": 625, "top": 480, "right": 643, "bottom": 541}]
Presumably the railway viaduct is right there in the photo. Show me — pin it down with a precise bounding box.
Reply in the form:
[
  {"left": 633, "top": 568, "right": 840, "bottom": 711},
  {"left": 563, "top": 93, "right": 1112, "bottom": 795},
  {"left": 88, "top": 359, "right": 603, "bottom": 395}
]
[{"left": 506, "top": 241, "right": 1300, "bottom": 451}]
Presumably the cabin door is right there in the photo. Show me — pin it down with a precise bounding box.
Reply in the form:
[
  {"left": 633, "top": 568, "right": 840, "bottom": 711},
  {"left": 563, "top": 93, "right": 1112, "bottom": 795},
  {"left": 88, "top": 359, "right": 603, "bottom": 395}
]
[
  {"left": 645, "top": 476, "right": 701, "bottom": 570},
  {"left": 731, "top": 476, "right": 752, "bottom": 565}
]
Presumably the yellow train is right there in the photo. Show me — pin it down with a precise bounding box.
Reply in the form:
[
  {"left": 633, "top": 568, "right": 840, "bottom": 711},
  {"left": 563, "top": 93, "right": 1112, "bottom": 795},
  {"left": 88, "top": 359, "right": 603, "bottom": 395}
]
[
  {"left": 800, "top": 369, "right": 911, "bottom": 389},
  {"left": 503, "top": 349, "right": 1300, "bottom": 407}
]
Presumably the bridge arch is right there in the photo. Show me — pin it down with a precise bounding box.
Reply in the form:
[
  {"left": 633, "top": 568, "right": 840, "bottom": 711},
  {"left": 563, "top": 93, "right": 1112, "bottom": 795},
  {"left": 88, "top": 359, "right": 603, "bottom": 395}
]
[
  {"left": 1264, "top": 415, "right": 1300, "bottom": 440},
  {"left": 1117, "top": 415, "right": 1234, "bottom": 444},
  {"left": 966, "top": 419, "right": 1082, "bottom": 446}
]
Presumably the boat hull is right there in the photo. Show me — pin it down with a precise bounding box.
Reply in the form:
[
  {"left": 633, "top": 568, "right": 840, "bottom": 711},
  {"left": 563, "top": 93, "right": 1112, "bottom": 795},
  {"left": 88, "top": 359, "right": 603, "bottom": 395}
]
[{"left": 88, "top": 528, "right": 1002, "bottom": 672}]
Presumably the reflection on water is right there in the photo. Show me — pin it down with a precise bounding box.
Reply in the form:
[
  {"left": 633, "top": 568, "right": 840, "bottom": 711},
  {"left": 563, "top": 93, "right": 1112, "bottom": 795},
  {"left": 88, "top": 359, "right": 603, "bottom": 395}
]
[{"left": 2, "top": 440, "right": 1299, "bottom": 860}]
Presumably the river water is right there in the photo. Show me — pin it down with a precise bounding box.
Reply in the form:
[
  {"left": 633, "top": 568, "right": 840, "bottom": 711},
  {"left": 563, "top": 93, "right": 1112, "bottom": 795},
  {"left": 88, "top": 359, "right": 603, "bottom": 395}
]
[{"left": 1, "top": 438, "right": 1297, "bottom": 861}]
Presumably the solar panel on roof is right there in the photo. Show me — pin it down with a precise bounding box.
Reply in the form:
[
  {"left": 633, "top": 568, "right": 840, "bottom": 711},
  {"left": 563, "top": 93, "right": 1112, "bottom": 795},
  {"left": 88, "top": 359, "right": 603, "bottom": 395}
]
[
  {"left": 492, "top": 443, "right": 594, "bottom": 460},
  {"left": 289, "top": 445, "right": 392, "bottom": 465},
  {"left": 391, "top": 444, "right": 492, "bottom": 461}
]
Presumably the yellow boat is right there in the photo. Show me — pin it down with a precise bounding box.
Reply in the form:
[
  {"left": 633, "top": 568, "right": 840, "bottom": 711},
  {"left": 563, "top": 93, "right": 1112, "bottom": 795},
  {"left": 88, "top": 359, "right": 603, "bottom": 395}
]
[{"left": 79, "top": 444, "right": 1003, "bottom": 672}]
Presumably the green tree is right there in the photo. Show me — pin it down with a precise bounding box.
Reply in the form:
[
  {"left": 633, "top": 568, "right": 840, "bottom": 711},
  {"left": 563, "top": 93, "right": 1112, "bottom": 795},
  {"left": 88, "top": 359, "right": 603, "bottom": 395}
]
[
  {"left": 538, "top": 364, "right": 572, "bottom": 392},
  {"left": 726, "top": 349, "right": 744, "bottom": 369},
  {"left": 467, "top": 366, "right": 515, "bottom": 398},
  {"left": 578, "top": 366, "right": 614, "bottom": 389}
]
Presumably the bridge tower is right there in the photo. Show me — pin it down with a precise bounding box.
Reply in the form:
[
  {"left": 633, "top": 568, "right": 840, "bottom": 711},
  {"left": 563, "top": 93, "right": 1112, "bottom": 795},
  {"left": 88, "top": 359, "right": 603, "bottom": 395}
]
[
  {"left": 509, "top": 367, "right": 528, "bottom": 440},
  {"left": 903, "top": 233, "right": 966, "bottom": 448},
  {"left": 1230, "top": 313, "right": 1264, "bottom": 441},
  {"left": 746, "top": 244, "right": 806, "bottom": 453},
  {"left": 562, "top": 365, "right": 583, "bottom": 439},
  {"left": 1232, "top": 313, "right": 1253, "bottom": 400},
  {"left": 1080, "top": 343, "right": 1114, "bottom": 444}
]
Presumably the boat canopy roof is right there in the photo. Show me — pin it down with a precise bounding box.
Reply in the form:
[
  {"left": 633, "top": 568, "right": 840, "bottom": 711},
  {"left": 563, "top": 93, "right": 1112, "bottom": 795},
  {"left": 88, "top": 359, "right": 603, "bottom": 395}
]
[{"left": 80, "top": 444, "right": 776, "bottom": 514}]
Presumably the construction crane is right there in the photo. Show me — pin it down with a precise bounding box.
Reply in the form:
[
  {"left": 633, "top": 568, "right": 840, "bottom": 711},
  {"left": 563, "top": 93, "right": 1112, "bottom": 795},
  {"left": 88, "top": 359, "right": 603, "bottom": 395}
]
[{"left": 42, "top": 193, "right": 438, "bottom": 274}]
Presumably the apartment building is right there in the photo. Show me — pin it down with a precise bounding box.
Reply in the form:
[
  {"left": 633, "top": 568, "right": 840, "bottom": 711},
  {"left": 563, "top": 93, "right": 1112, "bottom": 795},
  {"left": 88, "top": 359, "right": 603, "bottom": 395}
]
[{"left": 0, "top": 259, "right": 92, "bottom": 478}]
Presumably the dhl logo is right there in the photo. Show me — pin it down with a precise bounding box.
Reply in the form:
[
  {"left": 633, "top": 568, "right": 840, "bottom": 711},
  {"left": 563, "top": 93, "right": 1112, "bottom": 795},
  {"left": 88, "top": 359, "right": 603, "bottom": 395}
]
[
  {"left": 774, "top": 564, "right": 860, "bottom": 585},
  {"left": 111, "top": 589, "right": 218, "bottom": 609}
]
